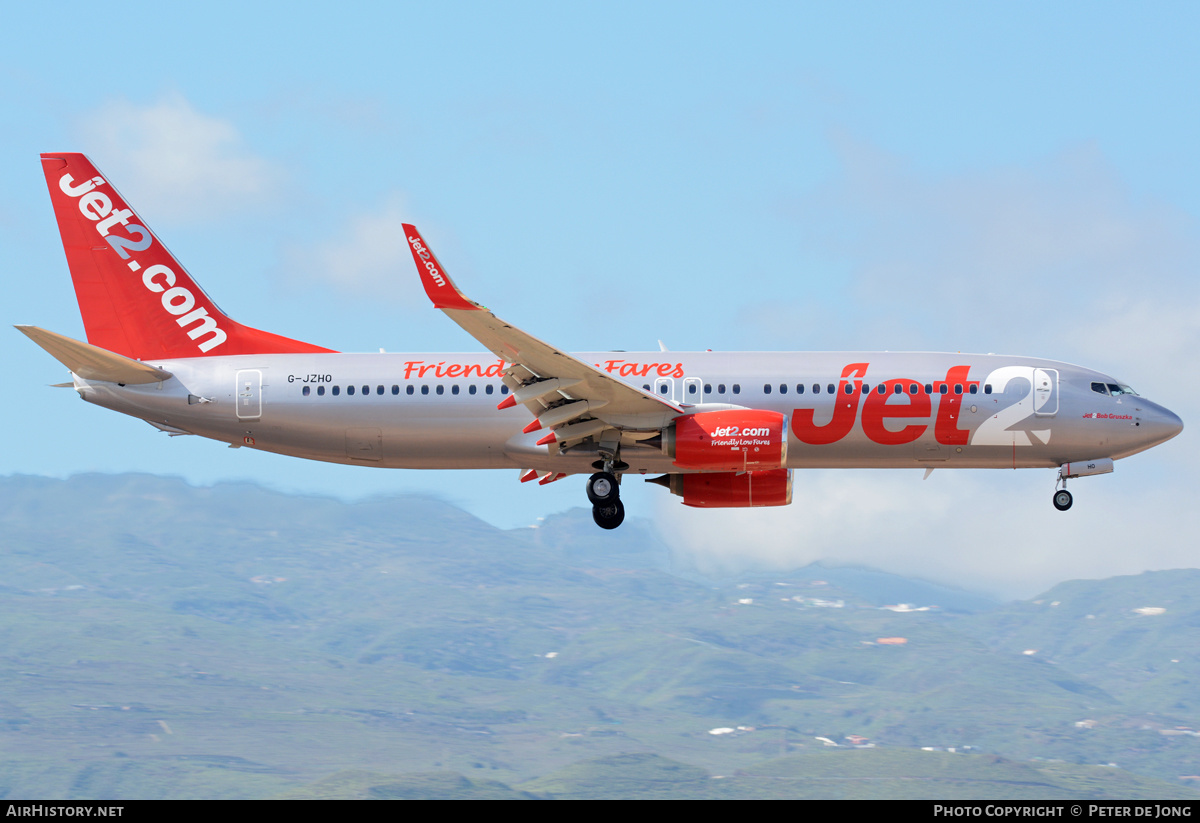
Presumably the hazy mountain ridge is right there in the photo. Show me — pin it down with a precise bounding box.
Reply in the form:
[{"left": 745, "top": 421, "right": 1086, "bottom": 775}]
[{"left": 1, "top": 473, "right": 1196, "bottom": 799}]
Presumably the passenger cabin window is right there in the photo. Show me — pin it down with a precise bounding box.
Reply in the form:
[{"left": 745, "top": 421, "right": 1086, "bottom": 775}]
[
  {"left": 332, "top": 386, "right": 341, "bottom": 396},
  {"left": 718, "top": 383, "right": 726, "bottom": 394},
  {"left": 924, "top": 384, "right": 933, "bottom": 394},
  {"left": 763, "top": 384, "right": 772, "bottom": 395},
  {"left": 688, "top": 383, "right": 698, "bottom": 395},
  {"left": 317, "top": 386, "right": 325, "bottom": 396},
  {"left": 485, "top": 384, "right": 494, "bottom": 395},
  {"left": 421, "top": 385, "right": 429, "bottom": 395},
  {"left": 302, "top": 385, "right": 310, "bottom": 396},
  {"left": 469, "top": 385, "right": 477, "bottom": 395},
  {"left": 827, "top": 384, "right": 835, "bottom": 394},
  {"left": 984, "top": 384, "right": 993, "bottom": 394},
  {"left": 704, "top": 384, "right": 712, "bottom": 394},
  {"left": 909, "top": 383, "right": 919, "bottom": 394},
  {"left": 347, "top": 385, "right": 355, "bottom": 396},
  {"left": 796, "top": 384, "right": 805, "bottom": 394},
  {"left": 452, "top": 385, "right": 460, "bottom": 395},
  {"left": 436, "top": 385, "right": 444, "bottom": 395},
  {"left": 779, "top": 384, "right": 787, "bottom": 395},
  {"left": 392, "top": 385, "right": 399, "bottom": 395},
  {"left": 939, "top": 385, "right": 948, "bottom": 395},
  {"left": 969, "top": 384, "right": 978, "bottom": 394},
  {"left": 406, "top": 385, "right": 414, "bottom": 395},
  {"left": 733, "top": 384, "right": 741, "bottom": 395}
]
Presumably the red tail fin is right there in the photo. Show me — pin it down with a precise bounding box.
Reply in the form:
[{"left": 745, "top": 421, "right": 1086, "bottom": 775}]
[{"left": 40, "top": 153, "right": 334, "bottom": 359}]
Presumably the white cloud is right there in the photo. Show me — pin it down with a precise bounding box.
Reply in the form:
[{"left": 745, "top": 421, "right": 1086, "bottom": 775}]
[
  {"left": 292, "top": 195, "right": 413, "bottom": 295},
  {"left": 655, "top": 468, "right": 1199, "bottom": 601},
  {"left": 77, "top": 95, "right": 280, "bottom": 222}
]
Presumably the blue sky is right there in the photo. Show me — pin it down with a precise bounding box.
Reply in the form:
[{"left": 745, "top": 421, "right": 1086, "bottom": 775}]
[{"left": 3, "top": 2, "right": 1198, "bottom": 597}]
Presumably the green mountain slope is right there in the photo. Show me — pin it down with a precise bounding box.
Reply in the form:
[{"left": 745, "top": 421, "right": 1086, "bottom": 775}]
[{"left": 0, "top": 473, "right": 1196, "bottom": 799}]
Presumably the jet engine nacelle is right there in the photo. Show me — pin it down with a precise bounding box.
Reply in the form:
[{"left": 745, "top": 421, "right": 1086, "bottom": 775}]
[
  {"left": 663, "top": 409, "right": 788, "bottom": 471},
  {"left": 653, "top": 468, "right": 793, "bottom": 508}
]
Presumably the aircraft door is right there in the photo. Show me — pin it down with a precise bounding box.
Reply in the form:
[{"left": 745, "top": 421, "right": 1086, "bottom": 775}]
[
  {"left": 236, "top": 369, "right": 262, "bottom": 420},
  {"left": 682, "top": 377, "right": 703, "bottom": 403},
  {"left": 1033, "top": 368, "right": 1058, "bottom": 416}
]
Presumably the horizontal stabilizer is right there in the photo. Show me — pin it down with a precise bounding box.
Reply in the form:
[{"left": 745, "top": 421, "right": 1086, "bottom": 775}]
[{"left": 15, "top": 325, "right": 173, "bottom": 384}]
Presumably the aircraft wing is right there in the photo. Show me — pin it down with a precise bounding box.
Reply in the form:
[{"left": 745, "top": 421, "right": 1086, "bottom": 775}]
[{"left": 402, "top": 225, "right": 682, "bottom": 439}]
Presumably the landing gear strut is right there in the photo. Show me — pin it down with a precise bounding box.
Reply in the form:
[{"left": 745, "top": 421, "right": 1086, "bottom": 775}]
[{"left": 1053, "top": 469, "right": 1074, "bottom": 511}]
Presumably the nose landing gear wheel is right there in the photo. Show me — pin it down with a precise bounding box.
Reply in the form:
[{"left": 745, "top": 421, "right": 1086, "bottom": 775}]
[
  {"left": 587, "top": 471, "right": 619, "bottom": 505},
  {"left": 1053, "top": 489, "right": 1073, "bottom": 511},
  {"left": 592, "top": 499, "right": 625, "bottom": 530}
]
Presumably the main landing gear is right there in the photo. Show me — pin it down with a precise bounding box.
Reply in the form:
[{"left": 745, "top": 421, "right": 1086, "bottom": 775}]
[
  {"left": 588, "top": 457, "right": 628, "bottom": 530},
  {"left": 592, "top": 498, "right": 625, "bottom": 530},
  {"left": 588, "top": 471, "right": 624, "bottom": 529},
  {"left": 586, "top": 471, "right": 618, "bottom": 505}
]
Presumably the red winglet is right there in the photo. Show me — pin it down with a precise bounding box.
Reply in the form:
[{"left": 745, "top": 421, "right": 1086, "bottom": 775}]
[
  {"left": 522, "top": 418, "right": 542, "bottom": 434},
  {"left": 536, "top": 432, "right": 557, "bottom": 446},
  {"left": 496, "top": 394, "right": 517, "bottom": 410},
  {"left": 402, "top": 224, "right": 480, "bottom": 312},
  {"left": 40, "top": 153, "right": 334, "bottom": 360}
]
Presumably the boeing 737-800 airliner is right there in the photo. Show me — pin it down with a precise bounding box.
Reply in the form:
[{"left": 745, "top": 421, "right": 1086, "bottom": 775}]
[{"left": 21, "top": 153, "right": 1183, "bottom": 529}]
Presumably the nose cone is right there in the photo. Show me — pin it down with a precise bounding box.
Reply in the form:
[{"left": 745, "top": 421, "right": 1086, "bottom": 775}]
[{"left": 1142, "top": 402, "right": 1184, "bottom": 448}]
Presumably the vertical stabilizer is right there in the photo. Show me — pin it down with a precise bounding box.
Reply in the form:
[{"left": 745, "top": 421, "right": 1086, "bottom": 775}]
[{"left": 40, "top": 153, "right": 334, "bottom": 359}]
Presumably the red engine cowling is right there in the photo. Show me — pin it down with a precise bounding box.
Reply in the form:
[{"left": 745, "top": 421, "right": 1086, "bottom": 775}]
[
  {"left": 665, "top": 409, "right": 788, "bottom": 471},
  {"left": 653, "top": 469, "right": 793, "bottom": 508}
]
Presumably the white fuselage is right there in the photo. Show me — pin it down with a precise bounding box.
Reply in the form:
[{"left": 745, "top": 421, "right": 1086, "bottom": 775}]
[{"left": 75, "top": 349, "right": 1183, "bottom": 477}]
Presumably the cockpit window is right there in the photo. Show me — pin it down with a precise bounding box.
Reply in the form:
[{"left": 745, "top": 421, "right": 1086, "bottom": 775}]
[
  {"left": 1091, "top": 382, "right": 1109, "bottom": 395},
  {"left": 1108, "top": 383, "right": 1138, "bottom": 396}
]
